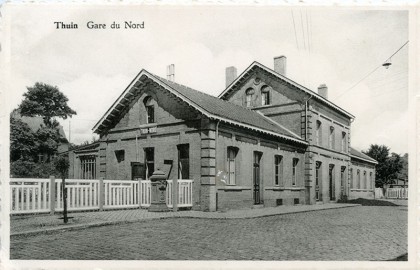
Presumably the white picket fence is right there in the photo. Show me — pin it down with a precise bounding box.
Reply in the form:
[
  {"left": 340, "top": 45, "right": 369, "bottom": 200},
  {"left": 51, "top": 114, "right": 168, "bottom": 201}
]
[
  {"left": 374, "top": 188, "right": 384, "bottom": 199},
  {"left": 10, "top": 178, "right": 193, "bottom": 214},
  {"left": 140, "top": 179, "right": 194, "bottom": 208},
  {"left": 104, "top": 180, "right": 139, "bottom": 209},
  {"left": 386, "top": 188, "right": 408, "bottom": 199},
  {"left": 55, "top": 179, "right": 100, "bottom": 211},
  {"left": 10, "top": 178, "right": 51, "bottom": 214}
]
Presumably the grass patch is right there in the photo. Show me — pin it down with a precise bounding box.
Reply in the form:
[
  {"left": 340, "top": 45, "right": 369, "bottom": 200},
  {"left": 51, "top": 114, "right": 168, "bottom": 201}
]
[{"left": 338, "top": 198, "right": 399, "bottom": 206}]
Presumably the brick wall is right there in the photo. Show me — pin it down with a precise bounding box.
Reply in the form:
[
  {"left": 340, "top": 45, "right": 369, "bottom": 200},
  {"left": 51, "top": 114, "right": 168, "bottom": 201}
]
[{"left": 215, "top": 123, "right": 307, "bottom": 210}]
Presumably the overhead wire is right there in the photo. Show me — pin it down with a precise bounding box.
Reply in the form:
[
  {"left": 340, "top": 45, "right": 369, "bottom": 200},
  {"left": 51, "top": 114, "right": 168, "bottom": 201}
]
[
  {"left": 336, "top": 40, "right": 409, "bottom": 99},
  {"left": 291, "top": 10, "right": 300, "bottom": 51},
  {"left": 306, "top": 10, "right": 311, "bottom": 53},
  {"left": 300, "top": 10, "right": 307, "bottom": 51}
]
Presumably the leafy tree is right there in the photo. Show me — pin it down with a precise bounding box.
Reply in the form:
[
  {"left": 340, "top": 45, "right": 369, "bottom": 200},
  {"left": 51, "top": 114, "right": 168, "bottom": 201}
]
[
  {"left": 19, "top": 82, "right": 76, "bottom": 128},
  {"left": 10, "top": 117, "right": 37, "bottom": 162},
  {"left": 363, "top": 144, "right": 404, "bottom": 188},
  {"left": 397, "top": 153, "right": 408, "bottom": 184},
  {"left": 35, "top": 127, "right": 61, "bottom": 162},
  {"left": 10, "top": 82, "right": 76, "bottom": 178}
]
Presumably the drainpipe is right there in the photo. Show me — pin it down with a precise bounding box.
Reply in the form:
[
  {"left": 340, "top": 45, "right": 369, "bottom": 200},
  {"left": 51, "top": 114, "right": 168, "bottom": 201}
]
[
  {"left": 214, "top": 119, "right": 220, "bottom": 211},
  {"left": 304, "top": 95, "right": 313, "bottom": 205},
  {"left": 304, "top": 95, "right": 313, "bottom": 142},
  {"left": 215, "top": 119, "right": 220, "bottom": 174}
]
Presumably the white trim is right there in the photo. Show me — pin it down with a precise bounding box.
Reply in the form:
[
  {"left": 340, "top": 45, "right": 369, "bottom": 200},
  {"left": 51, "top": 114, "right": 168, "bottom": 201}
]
[{"left": 219, "top": 62, "right": 355, "bottom": 119}]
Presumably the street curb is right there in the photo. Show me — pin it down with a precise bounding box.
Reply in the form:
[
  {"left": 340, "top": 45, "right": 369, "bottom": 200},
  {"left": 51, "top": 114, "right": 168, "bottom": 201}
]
[{"left": 11, "top": 204, "right": 361, "bottom": 237}]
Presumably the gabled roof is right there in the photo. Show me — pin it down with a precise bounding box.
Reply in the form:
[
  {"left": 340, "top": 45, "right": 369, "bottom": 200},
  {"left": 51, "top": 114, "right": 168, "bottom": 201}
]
[
  {"left": 218, "top": 61, "right": 355, "bottom": 119},
  {"left": 93, "top": 69, "right": 307, "bottom": 145},
  {"left": 350, "top": 147, "right": 378, "bottom": 164}
]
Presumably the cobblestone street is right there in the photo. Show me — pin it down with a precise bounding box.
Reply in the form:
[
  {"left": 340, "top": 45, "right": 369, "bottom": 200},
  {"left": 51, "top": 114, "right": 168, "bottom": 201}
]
[{"left": 10, "top": 205, "right": 407, "bottom": 261}]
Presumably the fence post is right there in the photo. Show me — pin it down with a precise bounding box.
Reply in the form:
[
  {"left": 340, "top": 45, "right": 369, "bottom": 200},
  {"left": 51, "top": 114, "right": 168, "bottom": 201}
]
[
  {"left": 99, "top": 177, "right": 104, "bottom": 211},
  {"left": 172, "top": 179, "right": 178, "bottom": 212},
  {"left": 49, "top": 176, "right": 56, "bottom": 215},
  {"left": 138, "top": 178, "right": 142, "bottom": 208}
]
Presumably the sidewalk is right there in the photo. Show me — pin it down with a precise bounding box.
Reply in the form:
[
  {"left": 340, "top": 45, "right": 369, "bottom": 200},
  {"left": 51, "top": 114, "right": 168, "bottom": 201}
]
[{"left": 11, "top": 203, "right": 360, "bottom": 236}]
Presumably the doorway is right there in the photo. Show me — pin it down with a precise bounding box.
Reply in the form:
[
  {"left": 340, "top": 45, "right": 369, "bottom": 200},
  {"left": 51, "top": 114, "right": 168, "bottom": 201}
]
[
  {"left": 253, "top": 152, "right": 262, "bottom": 204},
  {"left": 329, "top": 164, "right": 335, "bottom": 200}
]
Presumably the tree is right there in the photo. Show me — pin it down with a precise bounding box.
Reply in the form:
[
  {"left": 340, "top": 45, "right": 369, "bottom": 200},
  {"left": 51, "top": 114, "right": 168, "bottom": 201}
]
[
  {"left": 35, "top": 127, "right": 61, "bottom": 162},
  {"left": 10, "top": 117, "right": 37, "bottom": 162},
  {"left": 19, "top": 82, "right": 76, "bottom": 128},
  {"left": 397, "top": 153, "right": 408, "bottom": 184},
  {"left": 363, "top": 144, "right": 404, "bottom": 188},
  {"left": 55, "top": 156, "right": 70, "bottom": 223}
]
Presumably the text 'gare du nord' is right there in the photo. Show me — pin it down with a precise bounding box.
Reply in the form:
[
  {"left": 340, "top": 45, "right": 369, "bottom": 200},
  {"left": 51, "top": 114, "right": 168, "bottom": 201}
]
[{"left": 66, "top": 56, "right": 377, "bottom": 212}]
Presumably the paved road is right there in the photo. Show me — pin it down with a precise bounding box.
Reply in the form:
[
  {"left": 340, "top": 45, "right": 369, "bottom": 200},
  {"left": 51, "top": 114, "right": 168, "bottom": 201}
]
[{"left": 10, "top": 206, "right": 407, "bottom": 260}]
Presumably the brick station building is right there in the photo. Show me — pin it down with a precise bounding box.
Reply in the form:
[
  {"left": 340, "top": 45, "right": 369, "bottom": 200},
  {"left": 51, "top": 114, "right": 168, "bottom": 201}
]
[{"left": 68, "top": 57, "right": 377, "bottom": 211}]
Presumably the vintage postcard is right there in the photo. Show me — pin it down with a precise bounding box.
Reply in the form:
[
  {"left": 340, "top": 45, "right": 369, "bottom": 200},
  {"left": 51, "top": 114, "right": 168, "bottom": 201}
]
[{"left": 0, "top": 1, "right": 417, "bottom": 269}]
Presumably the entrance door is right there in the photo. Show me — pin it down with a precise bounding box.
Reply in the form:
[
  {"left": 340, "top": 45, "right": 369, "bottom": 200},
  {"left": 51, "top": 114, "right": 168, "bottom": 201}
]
[
  {"left": 253, "top": 152, "right": 262, "bottom": 204},
  {"left": 329, "top": 164, "right": 335, "bottom": 200},
  {"left": 131, "top": 162, "right": 145, "bottom": 180}
]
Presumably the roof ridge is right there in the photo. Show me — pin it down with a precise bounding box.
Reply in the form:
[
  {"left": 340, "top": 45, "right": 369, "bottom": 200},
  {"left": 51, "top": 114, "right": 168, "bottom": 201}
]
[{"left": 152, "top": 73, "right": 260, "bottom": 113}]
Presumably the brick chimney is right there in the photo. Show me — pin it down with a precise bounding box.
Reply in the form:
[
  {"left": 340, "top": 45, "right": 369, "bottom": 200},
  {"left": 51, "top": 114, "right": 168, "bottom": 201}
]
[
  {"left": 318, "top": 84, "right": 328, "bottom": 99},
  {"left": 225, "top": 66, "right": 237, "bottom": 87},
  {"left": 274, "top": 56, "right": 287, "bottom": 76},
  {"left": 167, "top": 64, "right": 175, "bottom": 82}
]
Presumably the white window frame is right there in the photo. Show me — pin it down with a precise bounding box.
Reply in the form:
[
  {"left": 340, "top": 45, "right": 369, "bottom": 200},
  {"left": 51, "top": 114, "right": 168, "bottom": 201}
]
[
  {"left": 227, "top": 147, "right": 237, "bottom": 185},
  {"left": 274, "top": 155, "right": 283, "bottom": 186}
]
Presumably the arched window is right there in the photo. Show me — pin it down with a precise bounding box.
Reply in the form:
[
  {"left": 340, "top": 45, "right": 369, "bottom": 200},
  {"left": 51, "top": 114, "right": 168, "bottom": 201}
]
[
  {"left": 363, "top": 171, "right": 367, "bottom": 190},
  {"left": 357, "top": 169, "right": 360, "bottom": 189},
  {"left": 143, "top": 96, "right": 155, "bottom": 124},
  {"left": 316, "top": 120, "right": 322, "bottom": 146},
  {"left": 341, "top": 132, "right": 347, "bottom": 152},
  {"left": 261, "top": 86, "right": 270, "bottom": 106},
  {"left": 370, "top": 172, "right": 374, "bottom": 189},
  {"left": 245, "top": 88, "right": 254, "bottom": 107},
  {"left": 329, "top": 126, "right": 335, "bottom": 149}
]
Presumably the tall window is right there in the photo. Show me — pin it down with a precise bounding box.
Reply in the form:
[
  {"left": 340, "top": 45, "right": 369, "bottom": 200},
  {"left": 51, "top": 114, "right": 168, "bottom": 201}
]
[
  {"left": 349, "top": 168, "right": 353, "bottom": 188},
  {"left": 274, "top": 155, "right": 283, "bottom": 186},
  {"left": 370, "top": 172, "right": 374, "bottom": 189},
  {"left": 144, "top": 96, "right": 155, "bottom": 124},
  {"left": 245, "top": 88, "right": 254, "bottom": 107},
  {"left": 363, "top": 171, "right": 367, "bottom": 190},
  {"left": 227, "top": 147, "right": 237, "bottom": 185},
  {"left": 315, "top": 120, "right": 322, "bottom": 146},
  {"left": 178, "top": 144, "right": 190, "bottom": 179},
  {"left": 144, "top": 147, "right": 154, "bottom": 179},
  {"left": 315, "top": 162, "right": 322, "bottom": 201},
  {"left": 329, "top": 126, "right": 335, "bottom": 149},
  {"left": 357, "top": 169, "right": 360, "bottom": 189},
  {"left": 80, "top": 155, "right": 96, "bottom": 179},
  {"left": 292, "top": 158, "right": 299, "bottom": 186},
  {"left": 261, "top": 86, "right": 270, "bottom": 105},
  {"left": 341, "top": 166, "right": 346, "bottom": 191},
  {"left": 341, "top": 132, "right": 347, "bottom": 152}
]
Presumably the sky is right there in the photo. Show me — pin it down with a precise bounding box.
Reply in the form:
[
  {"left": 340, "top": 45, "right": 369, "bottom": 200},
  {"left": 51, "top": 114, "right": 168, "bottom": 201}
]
[{"left": 4, "top": 5, "right": 409, "bottom": 154}]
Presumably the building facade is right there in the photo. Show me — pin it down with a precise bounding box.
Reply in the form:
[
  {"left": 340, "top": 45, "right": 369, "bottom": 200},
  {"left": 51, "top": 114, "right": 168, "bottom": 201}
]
[{"left": 68, "top": 57, "right": 377, "bottom": 211}]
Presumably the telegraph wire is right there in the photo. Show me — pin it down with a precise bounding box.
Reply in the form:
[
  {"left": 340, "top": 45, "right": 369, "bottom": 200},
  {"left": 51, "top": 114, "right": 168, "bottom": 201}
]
[
  {"left": 291, "top": 10, "right": 300, "bottom": 51},
  {"left": 336, "top": 40, "right": 409, "bottom": 99},
  {"left": 306, "top": 10, "right": 311, "bottom": 53},
  {"left": 300, "top": 10, "right": 307, "bottom": 51}
]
